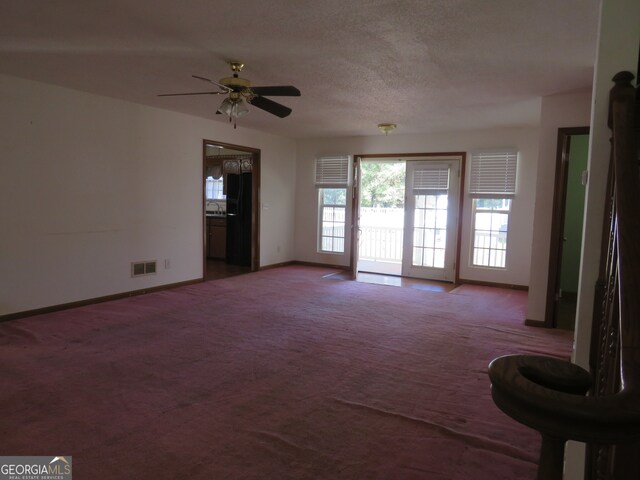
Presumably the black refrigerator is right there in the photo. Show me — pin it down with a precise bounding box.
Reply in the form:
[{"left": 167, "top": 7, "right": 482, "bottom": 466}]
[{"left": 225, "top": 172, "right": 252, "bottom": 266}]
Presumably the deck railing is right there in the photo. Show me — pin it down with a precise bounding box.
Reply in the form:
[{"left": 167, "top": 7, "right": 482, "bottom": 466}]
[
  {"left": 358, "top": 226, "right": 403, "bottom": 262},
  {"left": 359, "top": 207, "right": 404, "bottom": 263}
]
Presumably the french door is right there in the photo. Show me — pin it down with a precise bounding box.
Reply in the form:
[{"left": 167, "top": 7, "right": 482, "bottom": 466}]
[
  {"left": 352, "top": 156, "right": 461, "bottom": 282},
  {"left": 401, "top": 160, "right": 460, "bottom": 281}
]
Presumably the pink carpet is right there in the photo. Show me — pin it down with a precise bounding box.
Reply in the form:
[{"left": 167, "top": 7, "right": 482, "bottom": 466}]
[{"left": 0, "top": 266, "right": 572, "bottom": 479}]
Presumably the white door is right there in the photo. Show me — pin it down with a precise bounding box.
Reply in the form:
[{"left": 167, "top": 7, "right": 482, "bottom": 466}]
[{"left": 402, "top": 160, "right": 460, "bottom": 281}]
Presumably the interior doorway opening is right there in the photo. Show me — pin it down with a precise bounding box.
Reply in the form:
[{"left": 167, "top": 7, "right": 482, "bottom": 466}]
[{"left": 203, "top": 140, "right": 260, "bottom": 281}]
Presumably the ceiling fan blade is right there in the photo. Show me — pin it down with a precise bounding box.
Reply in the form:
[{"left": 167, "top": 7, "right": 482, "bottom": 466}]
[
  {"left": 250, "top": 86, "right": 301, "bottom": 97},
  {"left": 157, "top": 91, "right": 227, "bottom": 97},
  {"left": 192, "top": 75, "right": 233, "bottom": 92},
  {"left": 248, "top": 95, "right": 292, "bottom": 118}
]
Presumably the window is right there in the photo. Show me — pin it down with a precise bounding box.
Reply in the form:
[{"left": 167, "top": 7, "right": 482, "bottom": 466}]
[
  {"left": 205, "top": 176, "right": 225, "bottom": 200},
  {"left": 469, "top": 150, "right": 517, "bottom": 268},
  {"left": 319, "top": 188, "right": 347, "bottom": 253},
  {"left": 472, "top": 198, "right": 511, "bottom": 268},
  {"left": 316, "top": 155, "right": 350, "bottom": 253}
]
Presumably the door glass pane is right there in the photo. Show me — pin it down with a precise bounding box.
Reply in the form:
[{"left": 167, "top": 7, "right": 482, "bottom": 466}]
[
  {"left": 413, "top": 246, "right": 423, "bottom": 265},
  {"left": 425, "top": 209, "right": 436, "bottom": 228},
  {"left": 424, "top": 229, "right": 435, "bottom": 248},
  {"left": 412, "top": 193, "right": 448, "bottom": 268},
  {"left": 423, "top": 248, "right": 434, "bottom": 267}
]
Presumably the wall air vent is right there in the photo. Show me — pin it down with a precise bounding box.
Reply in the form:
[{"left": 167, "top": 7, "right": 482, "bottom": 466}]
[{"left": 131, "top": 261, "right": 157, "bottom": 277}]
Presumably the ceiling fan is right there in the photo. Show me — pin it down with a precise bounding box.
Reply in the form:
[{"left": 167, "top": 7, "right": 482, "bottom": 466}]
[{"left": 158, "top": 61, "right": 301, "bottom": 128}]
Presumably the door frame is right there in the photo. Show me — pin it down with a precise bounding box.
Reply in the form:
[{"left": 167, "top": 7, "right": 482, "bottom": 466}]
[
  {"left": 350, "top": 152, "right": 466, "bottom": 282},
  {"left": 543, "top": 127, "right": 589, "bottom": 327},
  {"left": 350, "top": 157, "right": 361, "bottom": 279},
  {"left": 202, "top": 139, "right": 261, "bottom": 276}
]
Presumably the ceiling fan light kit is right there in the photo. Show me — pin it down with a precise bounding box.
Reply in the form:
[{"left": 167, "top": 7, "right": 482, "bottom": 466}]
[
  {"left": 378, "top": 123, "right": 397, "bottom": 135},
  {"left": 158, "top": 61, "right": 300, "bottom": 129},
  {"left": 218, "top": 97, "right": 249, "bottom": 121}
]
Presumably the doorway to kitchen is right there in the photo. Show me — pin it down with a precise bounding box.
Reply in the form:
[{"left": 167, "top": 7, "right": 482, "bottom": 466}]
[
  {"left": 203, "top": 140, "right": 260, "bottom": 281},
  {"left": 353, "top": 154, "right": 463, "bottom": 282}
]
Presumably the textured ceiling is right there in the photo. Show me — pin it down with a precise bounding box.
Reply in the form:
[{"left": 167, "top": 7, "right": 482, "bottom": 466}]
[{"left": 0, "top": 0, "right": 599, "bottom": 138}]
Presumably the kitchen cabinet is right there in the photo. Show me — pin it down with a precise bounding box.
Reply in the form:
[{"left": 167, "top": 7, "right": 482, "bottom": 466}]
[{"left": 206, "top": 216, "right": 227, "bottom": 259}]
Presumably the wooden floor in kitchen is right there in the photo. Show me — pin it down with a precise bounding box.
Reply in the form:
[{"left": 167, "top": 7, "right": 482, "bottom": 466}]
[{"left": 205, "top": 259, "right": 252, "bottom": 281}]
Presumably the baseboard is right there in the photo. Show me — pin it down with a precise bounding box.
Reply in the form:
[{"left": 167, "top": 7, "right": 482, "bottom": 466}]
[
  {"left": 259, "top": 261, "right": 296, "bottom": 271},
  {"left": 292, "top": 261, "right": 350, "bottom": 270},
  {"left": 458, "top": 278, "right": 528, "bottom": 291},
  {"left": 525, "top": 319, "right": 548, "bottom": 328},
  {"left": 0, "top": 278, "right": 203, "bottom": 323},
  {"left": 560, "top": 291, "right": 578, "bottom": 301}
]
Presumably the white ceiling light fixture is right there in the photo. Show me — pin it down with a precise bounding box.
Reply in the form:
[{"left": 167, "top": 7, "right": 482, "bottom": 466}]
[
  {"left": 217, "top": 93, "right": 249, "bottom": 128},
  {"left": 378, "top": 123, "right": 397, "bottom": 135}
]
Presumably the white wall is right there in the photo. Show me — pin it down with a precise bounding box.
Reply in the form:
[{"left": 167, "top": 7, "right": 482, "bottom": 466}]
[
  {"left": 526, "top": 90, "right": 592, "bottom": 322},
  {"left": 295, "top": 125, "right": 540, "bottom": 286},
  {"left": 564, "top": 0, "right": 640, "bottom": 478},
  {"left": 0, "top": 74, "right": 297, "bottom": 316}
]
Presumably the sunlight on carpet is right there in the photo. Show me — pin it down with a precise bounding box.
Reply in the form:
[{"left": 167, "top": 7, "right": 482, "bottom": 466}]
[{"left": 323, "top": 270, "right": 455, "bottom": 292}]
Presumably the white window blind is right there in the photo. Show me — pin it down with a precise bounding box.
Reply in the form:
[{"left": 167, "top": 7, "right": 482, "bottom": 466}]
[
  {"left": 412, "top": 166, "right": 450, "bottom": 195},
  {"left": 469, "top": 150, "right": 517, "bottom": 197},
  {"left": 315, "top": 155, "right": 350, "bottom": 187}
]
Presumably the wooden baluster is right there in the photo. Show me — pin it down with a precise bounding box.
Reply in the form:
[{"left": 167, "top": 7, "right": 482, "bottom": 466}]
[
  {"left": 537, "top": 435, "right": 566, "bottom": 480},
  {"left": 488, "top": 71, "right": 640, "bottom": 480}
]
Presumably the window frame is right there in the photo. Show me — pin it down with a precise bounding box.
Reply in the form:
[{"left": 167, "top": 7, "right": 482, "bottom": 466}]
[
  {"left": 317, "top": 187, "right": 347, "bottom": 254},
  {"left": 470, "top": 198, "right": 512, "bottom": 269},
  {"left": 315, "top": 155, "right": 351, "bottom": 255},
  {"left": 468, "top": 149, "right": 518, "bottom": 270}
]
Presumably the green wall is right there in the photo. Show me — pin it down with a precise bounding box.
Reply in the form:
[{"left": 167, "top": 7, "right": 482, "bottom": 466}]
[{"left": 560, "top": 135, "right": 589, "bottom": 294}]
